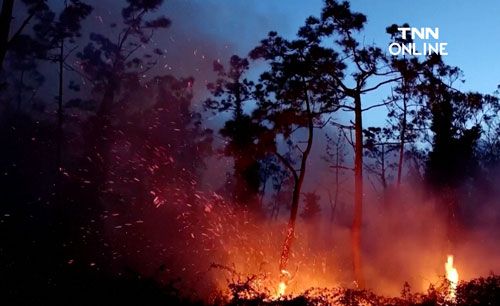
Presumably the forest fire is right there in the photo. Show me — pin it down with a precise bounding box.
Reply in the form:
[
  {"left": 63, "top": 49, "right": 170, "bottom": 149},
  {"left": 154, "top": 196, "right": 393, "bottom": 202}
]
[
  {"left": 3, "top": 0, "right": 500, "bottom": 305},
  {"left": 276, "top": 269, "right": 291, "bottom": 297},
  {"left": 213, "top": 250, "right": 468, "bottom": 304},
  {"left": 445, "top": 255, "right": 459, "bottom": 301},
  {"left": 277, "top": 281, "right": 287, "bottom": 297}
]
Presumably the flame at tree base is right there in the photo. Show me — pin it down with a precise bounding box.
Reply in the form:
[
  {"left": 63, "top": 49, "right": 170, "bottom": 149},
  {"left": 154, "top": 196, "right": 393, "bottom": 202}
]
[
  {"left": 275, "top": 269, "right": 291, "bottom": 298},
  {"left": 210, "top": 253, "right": 493, "bottom": 306},
  {"left": 277, "top": 281, "right": 287, "bottom": 297},
  {"left": 445, "top": 255, "right": 459, "bottom": 301}
]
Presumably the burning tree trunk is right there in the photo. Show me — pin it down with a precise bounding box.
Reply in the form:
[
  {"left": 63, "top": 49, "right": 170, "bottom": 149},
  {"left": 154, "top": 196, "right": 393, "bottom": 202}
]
[
  {"left": 352, "top": 91, "right": 364, "bottom": 287},
  {"left": 278, "top": 91, "right": 314, "bottom": 271},
  {"left": 250, "top": 28, "right": 343, "bottom": 276},
  {"left": 335, "top": 88, "right": 400, "bottom": 288},
  {"left": 315, "top": 0, "right": 403, "bottom": 287}
]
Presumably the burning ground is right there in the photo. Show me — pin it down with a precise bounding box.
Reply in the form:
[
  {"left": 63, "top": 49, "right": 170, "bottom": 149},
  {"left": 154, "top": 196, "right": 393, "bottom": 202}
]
[{"left": 2, "top": 0, "right": 500, "bottom": 305}]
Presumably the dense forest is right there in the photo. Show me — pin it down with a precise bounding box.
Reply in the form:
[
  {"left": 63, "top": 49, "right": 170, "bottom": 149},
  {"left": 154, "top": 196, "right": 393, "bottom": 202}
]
[{"left": 1, "top": 0, "right": 500, "bottom": 305}]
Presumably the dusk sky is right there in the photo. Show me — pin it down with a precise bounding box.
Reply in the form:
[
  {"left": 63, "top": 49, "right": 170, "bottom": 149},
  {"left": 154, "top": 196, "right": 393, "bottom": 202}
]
[
  {"left": 108, "top": 0, "right": 495, "bottom": 134},
  {"left": 161, "top": 0, "right": 500, "bottom": 94}
]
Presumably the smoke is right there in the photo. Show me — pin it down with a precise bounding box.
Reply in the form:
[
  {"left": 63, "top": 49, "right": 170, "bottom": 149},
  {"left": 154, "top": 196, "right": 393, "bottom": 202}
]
[
  {"left": 97, "top": 139, "right": 500, "bottom": 301},
  {"left": 35, "top": 0, "right": 499, "bottom": 301}
]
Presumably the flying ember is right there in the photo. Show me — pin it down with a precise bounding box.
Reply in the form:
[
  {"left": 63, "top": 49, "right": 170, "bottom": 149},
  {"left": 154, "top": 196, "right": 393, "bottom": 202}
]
[{"left": 4, "top": 0, "right": 500, "bottom": 305}]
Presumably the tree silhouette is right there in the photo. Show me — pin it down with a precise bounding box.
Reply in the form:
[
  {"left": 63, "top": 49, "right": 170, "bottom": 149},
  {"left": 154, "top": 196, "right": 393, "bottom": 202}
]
[
  {"left": 3, "top": 0, "right": 500, "bottom": 303},
  {"left": 0, "top": 0, "right": 50, "bottom": 71},
  {"left": 0, "top": 0, "right": 56, "bottom": 105},
  {"left": 417, "top": 55, "right": 493, "bottom": 246},
  {"left": 204, "top": 55, "right": 265, "bottom": 212},
  {"left": 250, "top": 23, "right": 344, "bottom": 271},
  {"left": 76, "top": 0, "right": 170, "bottom": 194},
  {"left": 312, "top": 0, "right": 402, "bottom": 286},
  {"left": 113, "top": 75, "right": 213, "bottom": 209},
  {"left": 30, "top": 0, "right": 93, "bottom": 201},
  {"left": 385, "top": 24, "right": 422, "bottom": 187},
  {"left": 420, "top": 57, "right": 477, "bottom": 188},
  {"left": 54, "top": 0, "right": 172, "bottom": 274}
]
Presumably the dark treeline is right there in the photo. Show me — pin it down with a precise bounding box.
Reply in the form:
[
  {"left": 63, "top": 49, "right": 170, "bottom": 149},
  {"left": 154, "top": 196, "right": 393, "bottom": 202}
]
[{"left": 1, "top": 0, "right": 500, "bottom": 305}]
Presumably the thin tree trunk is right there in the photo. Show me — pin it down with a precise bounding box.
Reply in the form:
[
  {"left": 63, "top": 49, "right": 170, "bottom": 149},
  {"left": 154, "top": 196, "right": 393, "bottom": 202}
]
[
  {"left": 0, "top": 0, "right": 14, "bottom": 70},
  {"left": 352, "top": 91, "right": 364, "bottom": 287},
  {"left": 397, "top": 86, "right": 408, "bottom": 187},
  {"left": 279, "top": 87, "right": 314, "bottom": 272},
  {"left": 331, "top": 133, "right": 341, "bottom": 222},
  {"left": 381, "top": 144, "right": 387, "bottom": 190},
  {"left": 57, "top": 39, "right": 64, "bottom": 177}
]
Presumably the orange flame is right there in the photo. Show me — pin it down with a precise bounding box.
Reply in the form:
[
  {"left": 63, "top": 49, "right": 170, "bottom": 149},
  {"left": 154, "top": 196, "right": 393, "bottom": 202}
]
[
  {"left": 275, "top": 269, "right": 291, "bottom": 298},
  {"left": 445, "top": 255, "right": 459, "bottom": 301},
  {"left": 277, "top": 281, "right": 287, "bottom": 297}
]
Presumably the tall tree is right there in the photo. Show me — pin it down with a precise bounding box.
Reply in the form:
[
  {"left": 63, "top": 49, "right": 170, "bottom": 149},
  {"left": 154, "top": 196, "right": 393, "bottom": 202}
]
[
  {"left": 31, "top": 0, "right": 92, "bottom": 198},
  {"left": 0, "top": 0, "right": 55, "bottom": 103},
  {"left": 385, "top": 24, "right": 423, "bottom": 188},
  {"left": 204, "top": 55, "right": 264, "bottom": 212},
  {"left": 0, "top": 0, "right": 49, "bottom": 71},
  {"left": 313, "top": 0, "right": 401, "bottom": 286},
  {"left": 76, "top": 0, "right": 170, "bottom": 193},
  {"left": 250, "top": 24, "right": 344, "bottom": 272},
  {"left": 412, "top": 55, "right": 499, "bottom": 248},
  {"left": 0, "top": 0, "right": 16, "bottom": 71}
]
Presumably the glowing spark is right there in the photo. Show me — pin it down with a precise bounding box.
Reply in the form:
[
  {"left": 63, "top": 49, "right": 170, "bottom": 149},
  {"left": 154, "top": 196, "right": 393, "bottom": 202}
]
[{"left": 445, "top": 255, "right": 459, "bottom": 301}]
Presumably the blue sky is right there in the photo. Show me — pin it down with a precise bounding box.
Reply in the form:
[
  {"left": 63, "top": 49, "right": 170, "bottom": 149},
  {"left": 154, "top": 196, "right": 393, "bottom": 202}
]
[
  {"left": 165, "top": 0, "right": 500, "bottom": 93},
  {"left": 160, "top": 0, "right": 500, "bottom": 128},
  {"left": 79, "top": 0, "right": 500, "bottom": 127},
  {"left": 39, "top": 0, "right": 500, "bottom": 116},
  {"left": 347, "top": 0, "right": 500, "bottom": 94}
]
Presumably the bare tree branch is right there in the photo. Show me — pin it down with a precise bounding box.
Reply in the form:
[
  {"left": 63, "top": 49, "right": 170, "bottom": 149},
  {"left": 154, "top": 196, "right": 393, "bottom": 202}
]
[{"left": 360, "top": 77, "right": 401, "bottom": 94}]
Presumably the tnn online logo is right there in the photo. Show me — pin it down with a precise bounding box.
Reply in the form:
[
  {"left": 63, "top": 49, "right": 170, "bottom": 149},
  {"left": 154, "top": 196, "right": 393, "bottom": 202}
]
[{"left": 389, "top": 27, "right": 448, "bottom": 56}]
